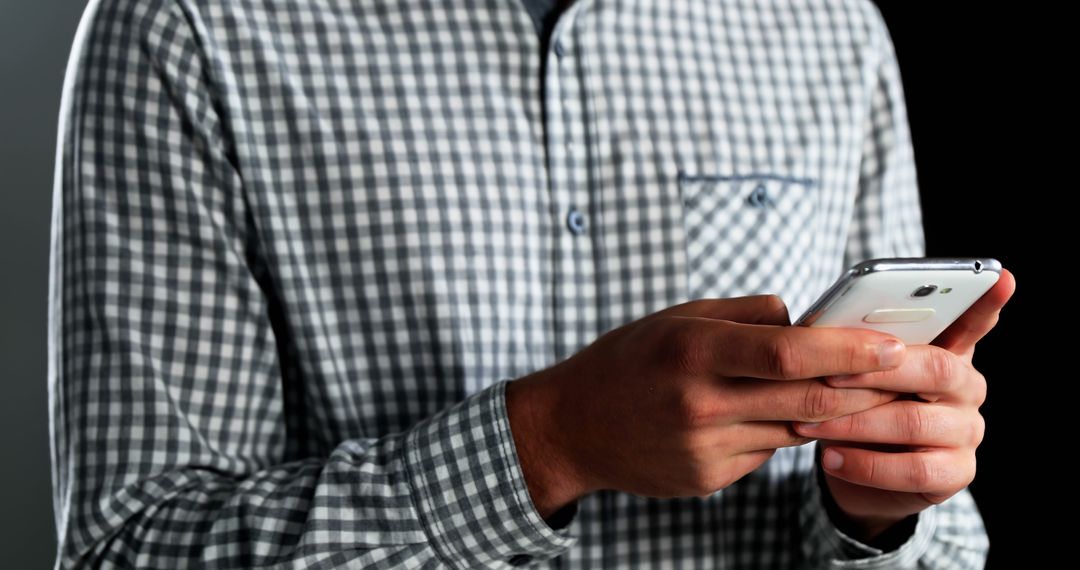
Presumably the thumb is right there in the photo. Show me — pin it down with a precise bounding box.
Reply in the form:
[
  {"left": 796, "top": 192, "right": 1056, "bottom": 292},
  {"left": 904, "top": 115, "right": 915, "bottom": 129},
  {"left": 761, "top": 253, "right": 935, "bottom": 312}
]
[
  {"left": 650, "top": 295, "right": 792, "bottom": 326},
  {"left": 933, "top": 269, "right": 1016, "bottom": 356}
]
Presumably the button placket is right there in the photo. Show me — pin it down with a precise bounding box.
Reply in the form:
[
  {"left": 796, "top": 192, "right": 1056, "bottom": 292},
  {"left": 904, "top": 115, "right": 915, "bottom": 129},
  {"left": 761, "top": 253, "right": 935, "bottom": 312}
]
[
  {"left": 552, "top": 28, "right": 573, "bottom": 155},
  {"left": 543, "top": 3, "right": 598, "bottom": 360}
]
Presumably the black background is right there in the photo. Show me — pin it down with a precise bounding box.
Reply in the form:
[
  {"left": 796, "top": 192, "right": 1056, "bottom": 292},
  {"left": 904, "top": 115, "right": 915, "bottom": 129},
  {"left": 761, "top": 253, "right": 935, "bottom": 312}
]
[
  {"left": 0, "top": 1, "right": 1060, "bottom": 567},
  {"left": 874, "top": 3, "right": 1061, "bottom": 568}
]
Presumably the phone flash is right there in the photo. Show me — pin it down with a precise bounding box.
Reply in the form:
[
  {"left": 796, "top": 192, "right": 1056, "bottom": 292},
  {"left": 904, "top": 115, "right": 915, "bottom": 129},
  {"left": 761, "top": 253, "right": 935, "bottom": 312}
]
[{"left": 940, "top": 287, "right": 953, "bottom": 294}]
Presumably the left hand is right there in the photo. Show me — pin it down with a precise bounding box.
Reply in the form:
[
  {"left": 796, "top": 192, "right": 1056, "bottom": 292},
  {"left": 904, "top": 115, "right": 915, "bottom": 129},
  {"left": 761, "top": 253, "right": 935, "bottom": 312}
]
[{"left": 793, "top": 269, "right": 1016, "bottom": 540}]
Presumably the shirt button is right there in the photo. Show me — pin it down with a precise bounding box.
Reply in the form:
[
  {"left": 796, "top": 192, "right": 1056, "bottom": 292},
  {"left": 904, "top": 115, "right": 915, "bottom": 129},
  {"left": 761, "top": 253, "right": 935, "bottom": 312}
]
[
  {"left": 508, "top": 554, "right": 533, "bottom": 566},
  {"left": 747, "top": 183, "right": 775, "bottom": 208},
  {"left": 566, "top": 207, "right": 587, "bottom": 235}
]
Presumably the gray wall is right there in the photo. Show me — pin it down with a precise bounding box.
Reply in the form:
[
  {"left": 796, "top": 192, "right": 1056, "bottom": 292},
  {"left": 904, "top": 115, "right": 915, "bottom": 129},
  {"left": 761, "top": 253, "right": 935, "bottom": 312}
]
[{"left": 1, "top": 0, "right": 86, "bottom": 566}]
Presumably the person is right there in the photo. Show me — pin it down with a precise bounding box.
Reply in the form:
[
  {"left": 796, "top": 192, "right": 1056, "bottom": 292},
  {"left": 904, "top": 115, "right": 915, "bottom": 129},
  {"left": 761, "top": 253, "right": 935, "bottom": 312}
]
[{"left": 48, "top": 0, "right": 1014, "bottom": 567}]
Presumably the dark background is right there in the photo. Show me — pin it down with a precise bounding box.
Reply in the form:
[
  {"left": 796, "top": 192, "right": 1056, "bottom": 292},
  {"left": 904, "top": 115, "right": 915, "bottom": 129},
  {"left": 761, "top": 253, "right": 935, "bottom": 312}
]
[
  {"left": 0, "top": 1, "right": 1056, "bottom": 567},
  {"left": 874, "top": 4, "right": 1061, "bottom": 567}
]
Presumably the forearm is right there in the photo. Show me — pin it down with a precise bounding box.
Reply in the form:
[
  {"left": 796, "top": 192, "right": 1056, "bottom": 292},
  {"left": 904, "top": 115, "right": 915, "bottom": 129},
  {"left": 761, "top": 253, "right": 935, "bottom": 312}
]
[
  {"left": 61, "top": 440, "right": 416, "bottom": 567},
  {"left": 56, "top": 382, "right": 578, "bottom": 569}
]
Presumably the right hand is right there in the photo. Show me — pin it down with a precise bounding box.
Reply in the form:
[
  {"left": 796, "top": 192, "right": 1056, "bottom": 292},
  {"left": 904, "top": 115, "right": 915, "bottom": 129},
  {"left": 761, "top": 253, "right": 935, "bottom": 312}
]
[{"left": 505, "top": 295, "right": 907, "bottom": 518}]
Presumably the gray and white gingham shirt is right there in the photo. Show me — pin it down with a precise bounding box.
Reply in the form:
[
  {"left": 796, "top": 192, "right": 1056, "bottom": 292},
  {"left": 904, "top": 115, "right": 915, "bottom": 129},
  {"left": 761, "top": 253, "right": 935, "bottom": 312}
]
[{"left": 48, "top": 0, "right": 989, "bottom": 568}]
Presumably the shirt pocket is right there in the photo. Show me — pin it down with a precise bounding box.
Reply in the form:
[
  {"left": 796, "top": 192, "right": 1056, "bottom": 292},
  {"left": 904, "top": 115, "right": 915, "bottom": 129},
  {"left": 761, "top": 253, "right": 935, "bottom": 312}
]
[{"left": 679, "top": 173, "right": 820, "bottom": 305}]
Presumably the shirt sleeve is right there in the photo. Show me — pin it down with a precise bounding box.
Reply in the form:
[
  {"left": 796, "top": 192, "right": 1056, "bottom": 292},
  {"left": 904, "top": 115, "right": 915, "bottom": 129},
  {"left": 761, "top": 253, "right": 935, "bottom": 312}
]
[
  {"left": 798, "top": 2, "right": 989, "bottom": 568},
  {"left": 48, "top": 1, "right": 576, "bottom": 568},
  {"left": 799, "top": 450, "right": 989, "bottom": 569}
]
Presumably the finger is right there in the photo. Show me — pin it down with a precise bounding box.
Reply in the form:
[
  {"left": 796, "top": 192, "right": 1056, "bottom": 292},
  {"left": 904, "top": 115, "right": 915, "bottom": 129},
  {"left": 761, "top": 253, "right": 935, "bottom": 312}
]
[
  {"left": 933, "top": 269, "right": 1016, "bottom": 355},
  {"left": 793, "top": 401, "right": 983, "bottom": 448},
  {"left": 819, "top": 445, "right": 975, "bottom": 496},
  {"left": 654, "top": 295, "right": 792, "bottom": 325},
  {"left": 694, "top": 319, "right": 906, "bottom": 380},
  {"left": 725, "top": 421, "right": 816, "bottom": 452},
  {"left": 824, "top": 346, "right": 984, "bottom": 405},
  {"left": 728, "top": 378, "right": 898, "bottom": 423}
]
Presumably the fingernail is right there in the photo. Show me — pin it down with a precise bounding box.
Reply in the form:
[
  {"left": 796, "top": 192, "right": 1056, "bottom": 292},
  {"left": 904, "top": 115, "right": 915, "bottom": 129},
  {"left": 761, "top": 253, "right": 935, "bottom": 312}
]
[
  {"left": 795, "top": 422, "right": 819, "bottom": 432},
  {"left": 822, "top": 448, "right": 844, "bottom": 471},
  {"left": 878, "top": 340, "right": 904, "bottom": 368}
]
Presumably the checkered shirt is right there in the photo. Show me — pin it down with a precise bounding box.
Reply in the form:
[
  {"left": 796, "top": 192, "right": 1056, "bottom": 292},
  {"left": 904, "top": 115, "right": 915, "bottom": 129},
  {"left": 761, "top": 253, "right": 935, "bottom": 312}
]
[{"left": 48, "top": 0, "right": 989, "bottom": 568}]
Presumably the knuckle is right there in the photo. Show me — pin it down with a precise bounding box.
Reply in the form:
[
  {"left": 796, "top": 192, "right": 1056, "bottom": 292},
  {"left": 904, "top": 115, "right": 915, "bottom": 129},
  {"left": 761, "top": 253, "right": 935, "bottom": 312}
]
[
  {"left": 658, "top": 320, "right": 706, "bottom": 374},
  {"left": 760, "top": 294, "right": 790, "bottom": 321},
  {"left": 970, "top": 414, "right": 986, "bottom": 447},
  {"left": 963, "top": 454, "right": 978, "bottom": 487},
  {"left": 971, "top": 371, "right": 988, "bottom": 405},
  {"left": 902, "top": 405, "right": 929, "bottom": 440},
  {"left": 676, "top": 390, "right": 716, "bottom": 429},
  {"left": 844, "top": 412, "right": 864, "bottom": 436},
  {"left": 844, "top": 341, "right": 862, "bottom": 372},
  {"left": 922, "top": 456, "right": 976, "bottom": 500},
  {"left": 675, "top": 427, "right": 706, "bottom": 453},
  {"left": 928, "top": 349, "right": 955, "bottom": 388},
  {"left": 766, "top": 333, "right": 801, "bottom": 379},
  {"left": 929, "top": 365, "right": 955, "bottom": 394},
  {"left": 801, "top": 382, "right": 840, "bottom": 421},
  {"left": 860, "top": 453, "right": 879, "bottom": 484},
  {"left": 909, "top": 458, "right": 936, "bottom": 490},
  {"left": 940, "top": 463, "right": 967, "bottom": 494}
]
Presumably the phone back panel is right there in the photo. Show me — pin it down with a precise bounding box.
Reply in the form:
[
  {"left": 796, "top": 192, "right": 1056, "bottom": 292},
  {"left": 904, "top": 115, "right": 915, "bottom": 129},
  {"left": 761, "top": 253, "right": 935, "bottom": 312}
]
[{"left": 805, "top": 268, "right": 1000, "bottom": 344}]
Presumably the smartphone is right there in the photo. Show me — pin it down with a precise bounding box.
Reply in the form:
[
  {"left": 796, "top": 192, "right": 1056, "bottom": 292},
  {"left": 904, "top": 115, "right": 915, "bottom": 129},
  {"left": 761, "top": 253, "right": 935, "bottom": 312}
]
[{"left": 794, "top": 258, "right": 1002, "bottom": 344}]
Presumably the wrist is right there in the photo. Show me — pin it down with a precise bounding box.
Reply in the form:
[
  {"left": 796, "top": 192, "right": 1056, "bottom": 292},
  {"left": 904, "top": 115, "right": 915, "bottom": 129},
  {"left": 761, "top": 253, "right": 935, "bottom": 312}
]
[
  {"left": 815, "top": 452, "right": 911, "bottom": 545},
  {"left": 506, "top": 370, "right": 590, "bottom": 519},
  {"left": 838, "top": 511, "right": 909, "bottom": 545}
]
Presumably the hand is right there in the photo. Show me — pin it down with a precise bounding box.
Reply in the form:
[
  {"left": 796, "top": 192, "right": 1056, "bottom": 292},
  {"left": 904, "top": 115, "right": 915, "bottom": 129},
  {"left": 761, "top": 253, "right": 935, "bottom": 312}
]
[
  {"left": 506, "top": 295, "right": 907, "bottom": 519},
  {"left": 794, "top": 270, "right": 1016, "bottom": 540}
]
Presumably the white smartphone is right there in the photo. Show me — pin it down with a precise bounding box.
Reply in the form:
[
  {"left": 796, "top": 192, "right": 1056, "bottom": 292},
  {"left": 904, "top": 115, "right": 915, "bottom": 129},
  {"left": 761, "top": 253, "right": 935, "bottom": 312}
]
[{"left": 794, "top": 258, "right": 1002, "bottom": 344}]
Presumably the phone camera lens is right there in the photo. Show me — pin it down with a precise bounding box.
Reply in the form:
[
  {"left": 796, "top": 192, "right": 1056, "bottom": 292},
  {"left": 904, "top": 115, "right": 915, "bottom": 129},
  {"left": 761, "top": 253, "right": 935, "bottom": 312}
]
[{"left": 911, "top": 285, "right": 938, "bottom": 298}]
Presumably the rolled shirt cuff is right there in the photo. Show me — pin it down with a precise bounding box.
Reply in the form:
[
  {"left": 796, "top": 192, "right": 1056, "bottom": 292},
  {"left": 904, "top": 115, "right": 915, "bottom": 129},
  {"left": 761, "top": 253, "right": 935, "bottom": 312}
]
[
  {"left": 799, "top": 447, "right": 937, "bottom": 568},
  {"left": 404, "top": 379, "right": 579, "bottom": 568}
]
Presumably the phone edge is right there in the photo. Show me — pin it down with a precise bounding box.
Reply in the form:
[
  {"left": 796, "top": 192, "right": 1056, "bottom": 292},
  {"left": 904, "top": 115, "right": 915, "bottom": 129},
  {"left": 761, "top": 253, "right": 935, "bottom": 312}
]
[{"left": 793, "top": 257, "right": 1001, "bottom": 327}]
